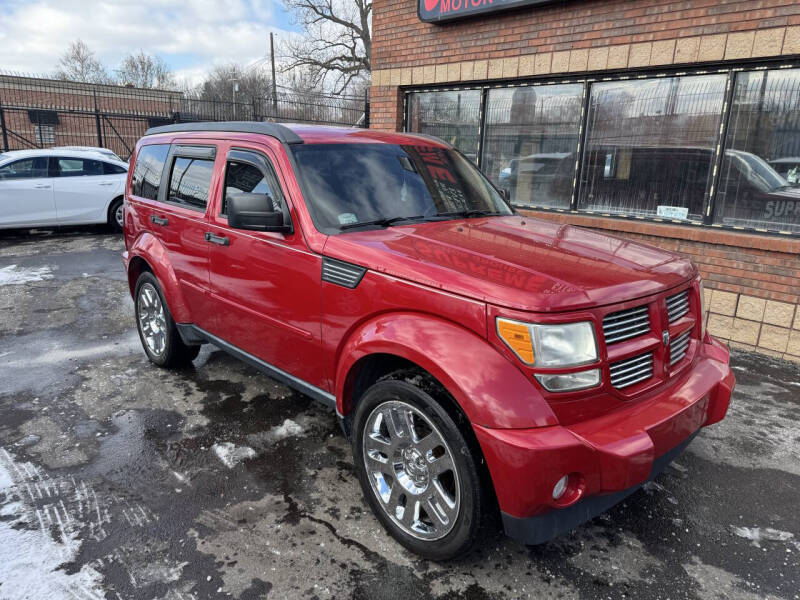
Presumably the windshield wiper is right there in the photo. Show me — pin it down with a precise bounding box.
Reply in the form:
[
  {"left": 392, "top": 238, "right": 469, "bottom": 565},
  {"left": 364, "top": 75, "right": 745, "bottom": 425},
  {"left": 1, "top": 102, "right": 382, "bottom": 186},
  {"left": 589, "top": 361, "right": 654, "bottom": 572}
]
[
  {"left": 339, "top": 214, "right": 427, "bottom": 230},
  {"left": 436, "top": 209, "right": 505, "bottom": 219}
]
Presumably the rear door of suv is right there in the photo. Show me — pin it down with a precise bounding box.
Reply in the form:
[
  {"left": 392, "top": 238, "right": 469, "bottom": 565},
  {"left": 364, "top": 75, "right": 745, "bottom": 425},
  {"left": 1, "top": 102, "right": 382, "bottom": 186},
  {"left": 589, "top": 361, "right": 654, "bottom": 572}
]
[{"left": 129, "top": 142, "right": 219, "bottom": 328}]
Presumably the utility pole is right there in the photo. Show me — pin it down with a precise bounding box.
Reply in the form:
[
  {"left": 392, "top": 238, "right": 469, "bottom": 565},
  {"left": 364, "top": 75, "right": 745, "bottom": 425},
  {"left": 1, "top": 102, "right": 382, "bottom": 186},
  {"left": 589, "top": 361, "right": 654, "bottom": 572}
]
[
  {"left": 270, "top": 32, "right": 278, "bottom": 115},
  {"left": 229, "top": 66, "right": 239, "bottom": 120}
]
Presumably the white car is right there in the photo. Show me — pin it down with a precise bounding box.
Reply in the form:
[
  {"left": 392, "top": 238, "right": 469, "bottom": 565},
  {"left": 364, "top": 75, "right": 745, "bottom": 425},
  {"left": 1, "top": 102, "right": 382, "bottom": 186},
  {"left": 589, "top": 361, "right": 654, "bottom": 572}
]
[
  {"left": 0, "top": 149, "right": 128, "bottom": 231},
  {"left": 52, "top": 146, "right": 125, "bottom": 163}
]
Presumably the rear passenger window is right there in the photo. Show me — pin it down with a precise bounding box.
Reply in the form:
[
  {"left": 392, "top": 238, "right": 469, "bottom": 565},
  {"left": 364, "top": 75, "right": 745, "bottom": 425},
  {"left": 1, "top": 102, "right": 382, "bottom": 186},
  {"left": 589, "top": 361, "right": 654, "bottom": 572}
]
[
  {"left": 132, "top": 144, "right": 169, "bottom": 200},
  {"left": 168, "top": 157, "right": 214, "bottom": 210},
  {"left": 56, "top": 158, "right": 104, "bottom": 177}
]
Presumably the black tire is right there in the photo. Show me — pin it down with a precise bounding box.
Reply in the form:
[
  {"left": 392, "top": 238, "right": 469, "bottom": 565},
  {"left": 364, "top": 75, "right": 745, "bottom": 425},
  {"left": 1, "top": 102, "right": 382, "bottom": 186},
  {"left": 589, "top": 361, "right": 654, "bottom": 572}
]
[
  {"left": 134, "top": 271, "right": 200, "bottom": 368},
  {"left": 352, "top": 370, "right": 486, "bottom": 560},
  {"left": 108, "top": 197, "right": 124, "bottom": 232}
]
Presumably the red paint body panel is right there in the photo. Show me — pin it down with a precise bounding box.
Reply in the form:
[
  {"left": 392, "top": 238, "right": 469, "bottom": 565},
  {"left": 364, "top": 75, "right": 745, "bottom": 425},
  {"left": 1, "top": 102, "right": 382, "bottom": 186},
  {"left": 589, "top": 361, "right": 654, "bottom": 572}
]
[
  {"left": 324, "top": 216, "right": 695, "bottom": 312},
  {"left": 122, "top": 124, "right": 734, "bottom": 531},
  {"left": 330, "top": 307, "right": 559, "bottom": 429},
  {"left": 475, "top": 337, "right": 733, "bottom": 518}
]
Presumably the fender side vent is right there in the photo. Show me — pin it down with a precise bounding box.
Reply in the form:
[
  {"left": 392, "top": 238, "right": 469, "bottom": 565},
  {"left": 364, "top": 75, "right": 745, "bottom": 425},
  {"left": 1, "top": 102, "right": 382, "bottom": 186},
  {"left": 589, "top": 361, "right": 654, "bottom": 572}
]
[{"left": 322, "top": 257, "right": 366, "bottom": 289}]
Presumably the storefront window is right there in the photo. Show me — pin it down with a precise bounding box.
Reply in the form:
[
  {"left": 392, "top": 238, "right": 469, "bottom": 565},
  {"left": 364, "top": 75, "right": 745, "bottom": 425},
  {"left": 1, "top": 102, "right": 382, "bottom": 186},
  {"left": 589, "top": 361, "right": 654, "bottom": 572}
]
[
  {"left": 715, "top": 68, "right": 800, "bottom": 233},
  {"left": 578, "top": 74, "right": 727, "bottom": 221},
  {"left": 407, "top": 90, "right": 481, "bottom": 162},
  {"left": 482, "top": 84, "right": 583, "bottom": 209}
]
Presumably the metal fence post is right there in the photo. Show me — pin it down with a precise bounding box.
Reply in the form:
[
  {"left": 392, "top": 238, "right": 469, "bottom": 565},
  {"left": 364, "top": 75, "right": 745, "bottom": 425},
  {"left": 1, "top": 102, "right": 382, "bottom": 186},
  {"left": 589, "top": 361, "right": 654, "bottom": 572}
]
[
  {"left": 93, "top": 90, "right": 103, "bottom": 147},
  {"left": 0, "top": 100, "right": 8, "bottom": 151}
]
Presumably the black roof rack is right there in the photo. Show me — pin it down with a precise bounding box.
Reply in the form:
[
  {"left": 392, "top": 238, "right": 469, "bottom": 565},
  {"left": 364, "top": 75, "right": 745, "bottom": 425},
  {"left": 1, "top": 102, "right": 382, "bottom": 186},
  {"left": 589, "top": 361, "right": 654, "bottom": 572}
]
[{"left": 144, "top": 121, "right": 304, "bottom": 145}]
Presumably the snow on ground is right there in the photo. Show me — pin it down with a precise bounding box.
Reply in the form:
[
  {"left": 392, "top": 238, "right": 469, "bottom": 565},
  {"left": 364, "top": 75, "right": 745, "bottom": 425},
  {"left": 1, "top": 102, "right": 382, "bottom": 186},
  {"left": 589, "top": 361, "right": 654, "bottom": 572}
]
[
  {"left": 0, "top": 264, "right": 53, "bottom": 285},
  {"left": 732, "top": 526, "right": 797, "bottom": 548},
  {"left": 0, "top": 449, "right": 104, "bottom": 600},
  {"left": 266, "top": 418, "right": 306, "bottom": 442},
  {"left": 212, "top": 442, "right": 257, "bottom": 469}
]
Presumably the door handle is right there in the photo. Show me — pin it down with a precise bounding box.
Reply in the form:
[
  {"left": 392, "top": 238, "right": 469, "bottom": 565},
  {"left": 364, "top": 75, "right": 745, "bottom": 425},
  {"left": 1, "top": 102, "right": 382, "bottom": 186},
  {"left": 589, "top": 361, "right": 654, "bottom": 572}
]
[
  {"left": 150, "top": 215, "right": 169, "bottom": 226},
  {"left": 34, "top": 184, "right": 51, "bottom": 189},
  {"left": 99, "top": 181, "right": 116, "bottom": 186},
  {"left": 204, "top": 232, "right": 230, "bottom": 246}
]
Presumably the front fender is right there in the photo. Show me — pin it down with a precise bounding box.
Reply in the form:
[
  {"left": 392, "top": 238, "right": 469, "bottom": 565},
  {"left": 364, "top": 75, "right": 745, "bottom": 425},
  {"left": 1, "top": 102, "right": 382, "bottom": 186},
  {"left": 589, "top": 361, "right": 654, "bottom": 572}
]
[
  {"left": 335, "top": 312, "right": 558, "bottom": 429},
  {"left": 126, "top": 232, "right": 192, "bottom": 323}
]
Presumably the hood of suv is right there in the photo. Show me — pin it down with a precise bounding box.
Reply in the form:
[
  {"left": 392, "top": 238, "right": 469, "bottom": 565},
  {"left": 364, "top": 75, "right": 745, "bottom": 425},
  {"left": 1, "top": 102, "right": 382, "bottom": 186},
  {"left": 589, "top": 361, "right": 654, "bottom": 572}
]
[{"left": 322, "top": 216, "right": 696, "bottom": 312}]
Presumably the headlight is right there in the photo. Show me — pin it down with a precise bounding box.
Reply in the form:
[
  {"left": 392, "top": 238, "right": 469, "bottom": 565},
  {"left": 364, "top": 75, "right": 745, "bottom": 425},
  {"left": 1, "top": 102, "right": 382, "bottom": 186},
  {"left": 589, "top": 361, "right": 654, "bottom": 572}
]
[{"left": 497, "top": 318, "right": 598, "bottom": 367}]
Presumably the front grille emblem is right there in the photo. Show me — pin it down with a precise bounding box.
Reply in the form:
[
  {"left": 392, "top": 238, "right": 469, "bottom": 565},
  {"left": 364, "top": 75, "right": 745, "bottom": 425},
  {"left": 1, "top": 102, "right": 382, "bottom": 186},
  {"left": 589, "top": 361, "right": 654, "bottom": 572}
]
[{"left": 662, "top": 330, "right": 670, "bottom": 347}]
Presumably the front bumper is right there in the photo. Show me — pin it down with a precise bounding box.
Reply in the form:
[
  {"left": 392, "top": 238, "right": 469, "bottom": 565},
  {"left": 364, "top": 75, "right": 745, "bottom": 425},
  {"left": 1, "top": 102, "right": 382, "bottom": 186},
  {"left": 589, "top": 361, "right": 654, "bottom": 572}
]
[{"left": 474, "top": 337, "right": 734, "bottom": 545}]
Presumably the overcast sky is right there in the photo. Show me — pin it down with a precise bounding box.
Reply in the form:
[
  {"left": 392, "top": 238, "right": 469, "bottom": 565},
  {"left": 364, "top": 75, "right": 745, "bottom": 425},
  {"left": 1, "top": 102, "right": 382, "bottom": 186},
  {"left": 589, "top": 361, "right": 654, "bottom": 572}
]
[{"left": 0, "top": 0, "right": 298, "bottom": 84}]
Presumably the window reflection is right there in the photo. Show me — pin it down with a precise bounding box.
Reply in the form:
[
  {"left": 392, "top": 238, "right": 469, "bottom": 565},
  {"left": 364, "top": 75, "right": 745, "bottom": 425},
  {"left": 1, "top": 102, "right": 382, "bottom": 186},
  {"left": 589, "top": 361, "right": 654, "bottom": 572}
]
[
  {"left": 407, "top": 90, "right": 481, "bottom": 162},
  {"left": 579, "top": 74, "right": 727, "bottom": 221},
  {"left": 482, "top": 84, "right": 583, "bottom": 209},
  {"left": 715, "top": 68, "right": 800, "bottom": 233}
]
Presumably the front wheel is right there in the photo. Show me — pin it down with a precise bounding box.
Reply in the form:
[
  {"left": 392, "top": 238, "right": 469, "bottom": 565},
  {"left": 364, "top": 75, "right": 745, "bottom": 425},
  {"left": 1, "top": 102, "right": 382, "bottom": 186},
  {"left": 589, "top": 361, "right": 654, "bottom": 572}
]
[
  {"left": 134, "top": 272, "right": 200, "bottom": 367},
  {"left": 352, "top": 372, "right": 486, "bottom": 560}
]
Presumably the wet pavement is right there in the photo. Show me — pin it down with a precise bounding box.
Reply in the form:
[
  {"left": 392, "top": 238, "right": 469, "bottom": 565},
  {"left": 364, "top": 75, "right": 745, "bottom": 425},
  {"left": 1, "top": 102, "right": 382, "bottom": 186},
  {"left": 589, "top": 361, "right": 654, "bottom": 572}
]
[{"left": 0, "top": 228, "right": 798, "bottom": 600}]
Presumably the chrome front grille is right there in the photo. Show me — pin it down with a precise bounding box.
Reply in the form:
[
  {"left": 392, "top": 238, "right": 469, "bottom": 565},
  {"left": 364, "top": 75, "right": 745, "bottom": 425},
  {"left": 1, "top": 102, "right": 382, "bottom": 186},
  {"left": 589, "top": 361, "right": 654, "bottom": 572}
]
[
  {"left": 667, "top": 290, "right": 689, "bottom": 322},
  {"left": 669, "top": 330, "right": 691, "bottom": 366},
  {"left": 602, "top": 305, "right": 651, "bottom": 344},
  {"left": 609, "top": 352, "right": 654, "bottom": 389}
]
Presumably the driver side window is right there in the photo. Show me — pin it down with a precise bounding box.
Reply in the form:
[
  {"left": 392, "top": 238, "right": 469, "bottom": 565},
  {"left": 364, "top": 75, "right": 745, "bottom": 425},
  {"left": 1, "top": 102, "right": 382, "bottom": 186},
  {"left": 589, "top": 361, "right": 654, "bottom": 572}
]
[
  {"left": 0, "top": 157, "right": 49, "bottom": 180},
  {"left": 222, "top": 156, "right": 282, "bottom": 216}
]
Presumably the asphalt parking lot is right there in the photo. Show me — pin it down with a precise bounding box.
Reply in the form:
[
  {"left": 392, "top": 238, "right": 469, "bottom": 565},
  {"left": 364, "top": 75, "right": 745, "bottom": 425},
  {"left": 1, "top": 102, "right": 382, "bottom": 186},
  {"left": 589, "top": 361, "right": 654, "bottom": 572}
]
[{"left": 0, "top": 228, "right": 798, "bottom": 600}]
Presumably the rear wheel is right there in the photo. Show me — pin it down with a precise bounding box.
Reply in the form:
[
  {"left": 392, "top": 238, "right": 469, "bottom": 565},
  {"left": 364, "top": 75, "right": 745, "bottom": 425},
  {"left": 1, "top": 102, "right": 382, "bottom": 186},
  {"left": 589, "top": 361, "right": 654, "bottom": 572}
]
[
  {"left": 108, "top": 197, "right": 124, "bottom": 232},
  {"left": 134, "top": 272, "right": 200, "bottom": 367},
  {"left": 352, "top": 371, "right": 485, "bottom": 560}
]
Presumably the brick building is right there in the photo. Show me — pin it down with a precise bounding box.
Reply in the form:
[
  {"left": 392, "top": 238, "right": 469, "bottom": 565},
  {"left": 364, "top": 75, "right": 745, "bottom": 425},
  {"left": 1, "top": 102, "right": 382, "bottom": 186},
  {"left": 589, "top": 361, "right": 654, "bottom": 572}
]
[
  {"left": 370, "top": 0, "right": 800, "bottom": 360},
  {"left": 0, "top": 74, "right": 182, "bottom": 159}
]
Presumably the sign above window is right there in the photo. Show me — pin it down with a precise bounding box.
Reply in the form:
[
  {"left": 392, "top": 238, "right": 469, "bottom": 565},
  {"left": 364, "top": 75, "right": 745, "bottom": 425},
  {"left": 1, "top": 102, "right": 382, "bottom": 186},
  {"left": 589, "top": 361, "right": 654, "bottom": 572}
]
[{"left": 419, "top": 0, "right": 558, "bottom": 24}]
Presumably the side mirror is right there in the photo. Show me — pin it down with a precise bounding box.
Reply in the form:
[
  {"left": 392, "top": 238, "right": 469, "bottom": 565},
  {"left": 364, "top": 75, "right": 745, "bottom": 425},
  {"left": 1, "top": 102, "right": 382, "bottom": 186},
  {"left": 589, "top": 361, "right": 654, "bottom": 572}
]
[{"left": 227, "top": 192, "right": 292, "bottom": 233}]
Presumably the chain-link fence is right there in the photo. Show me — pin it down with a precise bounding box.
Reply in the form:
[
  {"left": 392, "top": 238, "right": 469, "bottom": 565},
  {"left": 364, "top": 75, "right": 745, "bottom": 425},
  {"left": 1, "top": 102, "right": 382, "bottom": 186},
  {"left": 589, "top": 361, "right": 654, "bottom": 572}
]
[{"left": 0, "top": 73, "right": 369, "bottom": 160}]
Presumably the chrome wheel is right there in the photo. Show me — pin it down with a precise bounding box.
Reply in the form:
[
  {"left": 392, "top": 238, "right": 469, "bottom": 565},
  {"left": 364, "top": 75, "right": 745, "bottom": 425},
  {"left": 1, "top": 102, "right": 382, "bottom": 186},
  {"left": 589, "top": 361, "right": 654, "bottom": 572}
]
[
  {"left": 362, "top": 400, "right": 460, "bottom": 540},
  {"left": 137, "top": 282, "right": 167, "bottom": 356},
  {"left": 114, "top": 202, "right": 124, "bottom": 228}
]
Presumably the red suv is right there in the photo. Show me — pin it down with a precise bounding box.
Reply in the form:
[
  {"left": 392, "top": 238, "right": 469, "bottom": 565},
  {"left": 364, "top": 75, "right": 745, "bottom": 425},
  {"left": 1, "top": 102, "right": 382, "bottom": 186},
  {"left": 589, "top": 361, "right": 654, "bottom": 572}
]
[{"left": 122, "top": 122, "right": 734, "bottom": 560}]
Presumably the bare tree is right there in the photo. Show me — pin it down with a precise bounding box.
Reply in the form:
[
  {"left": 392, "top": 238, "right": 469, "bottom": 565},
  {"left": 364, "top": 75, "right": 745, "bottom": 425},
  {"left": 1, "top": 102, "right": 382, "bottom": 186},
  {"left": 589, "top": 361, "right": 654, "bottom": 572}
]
[
  {"left": 191, "top": 64, "right": 273, "bottom": 104},
  {"left": 281, "top": 0, "right": 371, "bottom": 94},
  {"left": 117, "top": 51, "right": 175, "bottom": 89},
  {"left": 54, "top": 39, "right": 111, "bottom": 84}
]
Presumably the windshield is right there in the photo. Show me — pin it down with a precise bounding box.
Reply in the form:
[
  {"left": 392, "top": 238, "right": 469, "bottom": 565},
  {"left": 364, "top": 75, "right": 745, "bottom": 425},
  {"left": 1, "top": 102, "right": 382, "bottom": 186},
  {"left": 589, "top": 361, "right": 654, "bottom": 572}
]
[
  {"left": 291, "top": 143, "right": 512, "bottom": 233},
  {"left": 727, "top": 149, "right": 788, "bottom": 192}
]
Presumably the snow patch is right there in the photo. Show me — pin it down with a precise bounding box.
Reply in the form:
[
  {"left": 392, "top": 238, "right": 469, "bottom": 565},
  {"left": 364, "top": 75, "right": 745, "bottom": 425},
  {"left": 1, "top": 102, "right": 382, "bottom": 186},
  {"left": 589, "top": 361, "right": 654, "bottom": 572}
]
[
  {"left": 732, "top": 526, "right": 795, "bottom": 548},
  {"left": 212, "top": 442, "right": 257, "bottom": 469},
  {"left": 0, "top": 449, "right": 104, "bottom": 599},
  {"left": 267, "top": 418, "right": 306, "bottom": 442},
  {"left": 0, "top": 264, "right": 53, "bottom": 285}
]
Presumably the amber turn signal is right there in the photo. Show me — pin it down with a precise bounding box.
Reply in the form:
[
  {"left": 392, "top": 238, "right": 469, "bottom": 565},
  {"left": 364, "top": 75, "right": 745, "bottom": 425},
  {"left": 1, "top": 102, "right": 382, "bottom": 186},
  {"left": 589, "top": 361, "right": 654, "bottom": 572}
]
[{"left": 497, "top": 318, "right": 535, "bottom": 364}]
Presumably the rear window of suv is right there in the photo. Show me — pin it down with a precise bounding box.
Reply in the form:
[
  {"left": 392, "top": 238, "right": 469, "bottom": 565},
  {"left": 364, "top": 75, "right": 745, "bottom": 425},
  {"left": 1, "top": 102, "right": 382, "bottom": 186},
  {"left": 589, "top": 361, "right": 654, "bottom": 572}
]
[{"left": 131, "top": 144, "right": 169, "bottom": 200}]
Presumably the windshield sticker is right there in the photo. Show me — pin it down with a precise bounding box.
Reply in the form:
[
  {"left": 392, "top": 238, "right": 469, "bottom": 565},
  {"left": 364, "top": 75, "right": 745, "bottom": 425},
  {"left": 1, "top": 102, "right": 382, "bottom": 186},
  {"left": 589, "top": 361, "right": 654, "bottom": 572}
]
[{"left": 337, "top": 213, "right": 358, "bottom": 225}]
